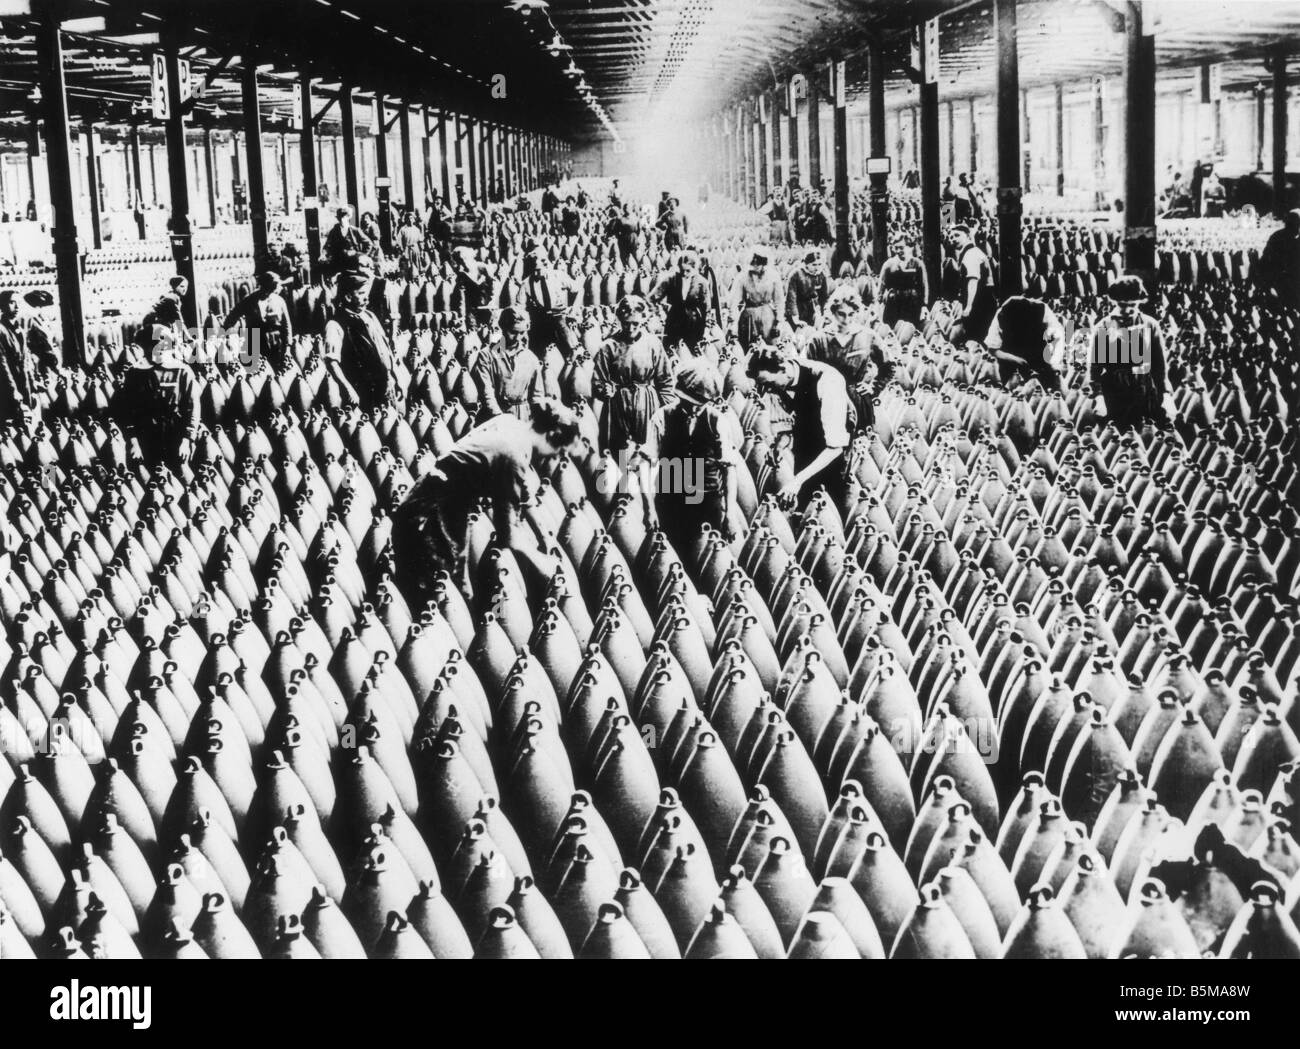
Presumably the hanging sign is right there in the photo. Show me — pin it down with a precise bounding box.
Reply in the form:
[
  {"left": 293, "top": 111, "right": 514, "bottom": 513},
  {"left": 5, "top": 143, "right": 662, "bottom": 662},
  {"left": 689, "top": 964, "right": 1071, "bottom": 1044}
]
[
  {"left": 290, "top": 82, "right": 303, "bottom": 130},
  {"left": 150, "top": 53, "right": 167, "bottom": 118}
]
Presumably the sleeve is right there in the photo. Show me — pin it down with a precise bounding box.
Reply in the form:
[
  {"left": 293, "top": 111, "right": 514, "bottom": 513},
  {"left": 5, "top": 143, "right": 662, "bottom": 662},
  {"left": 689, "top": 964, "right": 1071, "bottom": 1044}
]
[
  {"left": 1148, "top": 320, "right": 1168, "bottom": 390},
  {"left": 324, "top": 318, "right": 345, "bottom": 360},
  {"left": 652, "top": 342, "right": 677, "bottom": 406},
  {"left": 1042, "top": 305, "right": 1065, "bottom": 370},
  {"left": 816, "top": 369, "right": 851, "bottom": 449},
  {"left": 816, "top": 274, "right": 830, "bottom": 310},
  {"left": 647, "top": 273, "right": 670, "bottom": 304},
  {"left": 983, "top": 311, "right": 1004, "bottom": 351},
  {"left": 474, "top": 353, "right": 502, "bottom": 417},
  {"left": 962, "top": 252, "right": 982, "bottom": 281},
  {"left": 785, "top": 274, "right": 800, "bottom": 325},
  {"left": 592, "top": 341, "right": 615, "bottom": 398},
  {"left": 492, "top": 453, "right": 537, "bottom": 548},
  {"left": 642, "top": 408, "right": 665, "bottom": 463}
]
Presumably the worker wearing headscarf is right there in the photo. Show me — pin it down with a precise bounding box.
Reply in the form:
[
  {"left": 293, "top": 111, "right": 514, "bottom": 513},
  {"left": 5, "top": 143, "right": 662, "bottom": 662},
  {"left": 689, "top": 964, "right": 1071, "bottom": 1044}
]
[
  {"left": 325, "top": 268, "right": 395, "bottom": 412},
  {"left": 109, "top": 320, "right": 201, "bottom": 469},
  {"left": 805, "top": 284, "right": 893, "bottom": 428},
  {"left": 520, "top": 238, "right": 581, "bottom": 357},
  {"left": 391, "top": 399, "right": 582, "bottom": 608},
  {"left": 1087, "top": 274, "right": 1172, "bottom": 429},
  {"left": 223, "top": 269, "right": 294, "bottom": 370},
  {"left": 474, "top": 305, "right": 562, "bottom": 422},
  {"left": 0, "top": 290, "right": 38, "bottom": 423},
  {"left": 21, "top": 289, "right": 62, "bottom": 372},
  {"left": 785, "top": 249, "right": 830, "bottom": 329},
  {"left": 984, "top": 285, "right": 1066, "bottom": 392},
  {"left": 728, "top": 246, "right": 782, "bottom": 349},
  {"left": 593, "top": 294, "right": 677, "bottom": 454},
  {"left": 642, "top": 359, "right": 746, "bottom": 559}
]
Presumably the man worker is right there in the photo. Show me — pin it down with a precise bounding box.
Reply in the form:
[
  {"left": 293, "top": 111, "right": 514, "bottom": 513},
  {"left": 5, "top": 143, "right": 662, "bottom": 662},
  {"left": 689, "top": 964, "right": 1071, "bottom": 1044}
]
[
  {"left": 109, "top": 321, "right": 202, "bottom": 469},
  {"left": 390, "top": 398, "right": 582, "bottom": 609},
  {"left": 474, "top": 306, "right": 562, "bottom": 422},
  {"left": 948, "top": 224, "right": 997, "bottom": 345},
  {"left": 746, "top": 342, "right": 853, "bottom": 512},
  {"left": 323, "top": 207, "right": 373, "bottom": 276},
  {"left": 21, "top": 290, "right": 62, "bottom": 372},
  {"left": 878, "top": 237, "right": 929, "bottom": 329},
  {"left": 520, "top": 238, "right": 581, "bottom": 358},
  {"left": 649, "top": 249, "right": 712, "bottom": 352},
  {"left": 984, "top": 286, "right": 1067, "bottom": 391}
]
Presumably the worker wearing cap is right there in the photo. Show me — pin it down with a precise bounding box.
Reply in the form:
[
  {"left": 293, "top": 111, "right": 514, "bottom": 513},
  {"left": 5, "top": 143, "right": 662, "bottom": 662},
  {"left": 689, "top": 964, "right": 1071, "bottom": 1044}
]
[
  {"left": 879, "top": 236, "right": 929, "bottom": 329},
  {"left": 0, "top": 290, "right": 37, "bottom": 423},
  {"left": 324, "top": 268, "right": 395, "bottom": 412},
  {"left": 984, "top": 285, "right": 1066, "bottom": 392},
  {"left": 747, "top": 342, "right": 853, "bottom": 512},
  {"left": 641, "top": 358, "right": 745, "bottom": 557},
  {"left": 1087, "top": 274, "right": 1172, "bottom": 429},
  {"left": 728, "top": 247, "right": 783, "bottom": 349},
  {"left": 475, "top": 306, "right": 562, "bottom": 422},
  {"left": 391, "top": 398, "right": 582, "bottom": 608},
  {"left": 785, "top": 249, "right": 830, "bottom": 329},
  {"left": 323, "top": 207, "right": 372, "bottom": 277},
  {"left": 593, "top": 295, "right": 676, "bottom": 454},
  {"left": 223, "top": 270, "right": 294, "bottom": 370},
  {"left": 649, "top": 249, "right": 711, "bottom": 352},
  {"left": 109, "top": 322, "right": 201, "bottom": 469},
  {"left": 656, "top": 197, "right": 689, "bottom": 252},
  {"left": 521, "top": 238, "right": 581, "bottom": 357},
  {"left": 21, "top": 290, "right": 62, "bottom": 372},
  {"left": 948, "top": 224, "right": 997, "bottom": 344},
  {"left": 805, "top": 284, "right": 894, "bottom": 428}
]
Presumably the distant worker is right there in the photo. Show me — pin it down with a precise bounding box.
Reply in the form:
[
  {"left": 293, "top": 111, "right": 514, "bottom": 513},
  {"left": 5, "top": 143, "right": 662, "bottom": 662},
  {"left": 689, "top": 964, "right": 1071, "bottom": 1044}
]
[{"left": 109, "top": 321, "right": 201, "bottom": 469}]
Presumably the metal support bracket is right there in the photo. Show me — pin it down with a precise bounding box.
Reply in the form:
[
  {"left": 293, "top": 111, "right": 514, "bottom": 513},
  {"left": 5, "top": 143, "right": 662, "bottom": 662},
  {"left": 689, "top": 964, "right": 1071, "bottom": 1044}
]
[{"left": 312, "top": 95, "right": 338, "bottom": 127}]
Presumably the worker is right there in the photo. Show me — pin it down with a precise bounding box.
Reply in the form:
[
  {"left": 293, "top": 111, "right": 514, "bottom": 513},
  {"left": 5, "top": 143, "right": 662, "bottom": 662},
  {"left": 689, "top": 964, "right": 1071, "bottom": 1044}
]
[
  {"left": 109, "top": 321, "right": 201, "bottom": 469},
  {"left": 641, "top": 359, "right": 746, "bottom": 558},
  {"left": 1087, "top": 274, "right": 1172, "bottom": 430},
  {"left": 323, "top": 207, "right": 373, "bottom": 277},
  {"left": 729, "top": 247, "right": 783, "bottom": 349},
  {"left": 451, "top": 247, "right": 495, "bottom": 327},
  {"left": 948, "top": 224, "right": 997, "bottom": 344},
  {"left": 656, "top": 197, "right": 689, "bottom": 252},
  {"left": 1259, "top": 209, "right": 1300, "bottom": 309},
  {"left": 0, "top": 290, "right": 37, "bottom": 423},
  {"left": 390, "top": 398, "right": 582, "bottom": 609},
  {"left": 222, "top": 270, "right": 294, "bottom": 371},
  {"left": 785, "top": 249, "right": 830, "bottom": 329},
  {"left": 520, "top": 238, "right": 581, "bottom": 357},
  {"left": 21, "top": 290, "right": 62, "bottom": 372},
  {"left": 984, "top": 286, "right": 1067, "bottom": 392},
  {"left": 474, "top": 306, "right": 561, "bottom": 422},
  {"left": 805, "top": 284, "right": 893, "bottom": 428},
  {"left": 324, "top": 268, "right": 395, "bottom": 412},
  {"left": 649, "top": 249, "right": 711, "bottom": 352},
  {"left": 592, "top": 295, "right": 676, "bottom": 454},
  {"left": 746, "top": 342, "right": 853, "bottom": 512},
  {"left": 560, "top": 195, "right": 582, "bottom": 237},
  {"left": 879, "top": 236, "right": 929, "bottom": 329}
]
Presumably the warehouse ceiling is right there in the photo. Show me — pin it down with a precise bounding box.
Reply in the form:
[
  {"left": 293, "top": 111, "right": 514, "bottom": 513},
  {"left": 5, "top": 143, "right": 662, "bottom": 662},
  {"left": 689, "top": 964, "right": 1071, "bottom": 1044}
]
[{"left": 1, "top": 0, "right": 1300, "bottom": 147}]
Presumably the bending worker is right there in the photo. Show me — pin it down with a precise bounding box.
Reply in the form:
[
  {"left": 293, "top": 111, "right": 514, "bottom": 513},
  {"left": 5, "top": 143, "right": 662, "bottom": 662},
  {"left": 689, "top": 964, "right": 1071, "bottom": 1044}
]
[{"left": 391, "top": 398, "right": 582, "bottom": 609}]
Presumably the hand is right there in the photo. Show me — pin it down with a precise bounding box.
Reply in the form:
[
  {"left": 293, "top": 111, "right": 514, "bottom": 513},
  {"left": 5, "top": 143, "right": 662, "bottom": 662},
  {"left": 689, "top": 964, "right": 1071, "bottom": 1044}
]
[
  {"left": 853, "top": 380, "right": 873, "bottom": 399},
  {"left": 177, "top": 437, "right": 194, "bottom": 464},
  {"left": 777, "top": 479, "right": 802, "bottom": 507}
]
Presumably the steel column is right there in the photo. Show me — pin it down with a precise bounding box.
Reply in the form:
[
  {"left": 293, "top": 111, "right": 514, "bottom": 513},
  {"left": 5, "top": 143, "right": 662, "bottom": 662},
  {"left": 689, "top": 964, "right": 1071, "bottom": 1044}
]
[
  {"left": 399, "top": 101, "right": 414, "bottom": 209},
  {"left": 996, "top": 0, "right": 1024, "bottom": 297},
  {"left": 164, "top": 44, "right": 198, "bottom": 328},
  {"left": 34, "top": 10, "right": 84, "bottom": 365},
  {"left": 300, "top": 72, "right": 322, "bottom": 279},
  {"left": 1122, "top": 2, "right": 1157, "bottom": 284},
  {"left": 807, "top": 74, "right": 822, "bottom": 188},
  {"left": 375, "top": 93, "right": 392, "bottom": 253},
  {"left": 868, "top": 41, "right": 889, "bottom": 272},
  {"left": 130, "top": 122, "right": 146, "bottom": 239},
  {"left": 203, "top": 126, "right": 217, "bottom": 226},
  {"left": 1272, "top": 47, "right": 1288, "bottom": 219},
  {"left": 83, "top": 127, "right": 103, "bottom": 250},
  {"left": 919, "top": 44, "right": 942, "bottom": 302},
  {"left": 831, "top": 62, "right": 851, "bottom": 270},
  {"left": 1055, "top": 82, "right": 1065, "bottom": 196},
  {"left": 340, "top": 87, "right": 359, "bottom": 216},
  {"left": 241, "top": 63, "right": 269, "bottom": 266}
]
